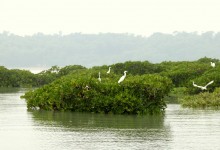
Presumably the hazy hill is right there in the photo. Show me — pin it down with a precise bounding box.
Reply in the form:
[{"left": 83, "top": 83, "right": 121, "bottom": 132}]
[{"left": 0, "top": 31, "right": 219, "bottom": 68}]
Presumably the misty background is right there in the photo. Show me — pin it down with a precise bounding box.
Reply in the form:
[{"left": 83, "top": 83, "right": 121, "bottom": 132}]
[{"left": 0, "top": 31, "right": 219, "bottom": 68}]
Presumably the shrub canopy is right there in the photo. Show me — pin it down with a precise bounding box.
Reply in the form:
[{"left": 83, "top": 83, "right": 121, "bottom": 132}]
[{"left": 22, "top": 70, "right": 173, "bottom": 115}]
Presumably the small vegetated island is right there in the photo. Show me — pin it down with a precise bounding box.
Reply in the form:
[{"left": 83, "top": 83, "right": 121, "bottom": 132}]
[
  {"left": 11, "top": 57, "right": 220, "bottom": 114},
  {"left": 22, "top": 69, "right": 172, "bottom": 115}
]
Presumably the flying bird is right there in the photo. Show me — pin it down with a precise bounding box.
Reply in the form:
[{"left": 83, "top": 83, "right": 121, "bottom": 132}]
[
  {"left": 118, "top": 71, "right": 127, "bottom": 84},
  {"left": 107, "top": 67, "right": 111, "bottom": 74},
  {"left": 211, "top": 62, "right": 215, "bottom": 68},
  {"left": 98, "top": 72, "right": 101, "bottom": 82},
  {"left": 193, "top": 80, "right": 214, "bottom": 90}
]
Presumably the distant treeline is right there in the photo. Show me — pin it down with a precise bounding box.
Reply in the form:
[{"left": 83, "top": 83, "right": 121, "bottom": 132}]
[
  {"left": 0, "top": 65, "right": 86, "bottom": 87},
  {"left": 1, "top": 56, "right": 219, "bottom": 94},
  {"left": 1, "top": 31, "right": 220, "bottom": 68}
]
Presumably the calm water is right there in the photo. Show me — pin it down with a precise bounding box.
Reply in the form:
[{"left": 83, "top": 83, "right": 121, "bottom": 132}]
[{"left": 0, "top": 89, "right": 220, "bottom": 150}]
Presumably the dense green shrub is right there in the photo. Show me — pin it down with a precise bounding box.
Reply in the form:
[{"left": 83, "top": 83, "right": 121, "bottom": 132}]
[
  {"left": 0, "top": 66, "right": 37, "bottom": 87},
  {"left": 159, "top": 61, "right": 210, "bottom": 87},
  {"left": 58, "top": 65, "right": 86, "bottom": 76},
  {"left": 197, "top": 57, "right": 219, "bottom": 63},
  {"left": 93, "top": 61, "right": 163, "bottom": 76},
  {"left": 112, "top": 61, "right": 153, "bottom": 75},
  {"left": 180, "top": 88, "right": 220, "bottom": 108},
  {"left": 31, "top": 65, "right": 87, "bottom": 86},
  {"left": 21, "top": 70, "right": 173, "bottom": 115}
]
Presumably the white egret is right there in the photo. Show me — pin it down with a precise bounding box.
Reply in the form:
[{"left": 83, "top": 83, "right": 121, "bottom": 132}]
[
  {"left": 98, "top": 72, "right": 101, "bottom": 82},
  {"left": 211, "top": 62, "right": 215, "bottom": 68},
  {"left": 118, "top": 71, "right": 127, "bottom": 84},
  {"left": 107, "top": 67, "right": 111, "bottom": 74},
  {"left": 193, "top": 80, "right": 214, "bottom": 90}
]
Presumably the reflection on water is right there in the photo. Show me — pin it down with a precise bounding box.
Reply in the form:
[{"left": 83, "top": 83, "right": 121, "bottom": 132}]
[
  {"left": 30, "top": 110, "right": 171, "bottom": 149},
  {"left": 1, "top": 89, "right": 220, "bottom": 150},
  {"left": 0, "top": 87, "right": 21, "bottom": 93},
  {"left": 31, "top": 110, "right": 166, "bottom": 129}
]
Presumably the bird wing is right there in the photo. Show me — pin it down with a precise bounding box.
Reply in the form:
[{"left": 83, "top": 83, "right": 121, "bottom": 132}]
[
  {"left": 205, "top": 80, "right": 214, "bottom": 87},
  {"left": 193, "top": 82, "right": 204, "bottom": 89},
  {"left": 193, "top": 84, "right": 203, "bottom": 89}
]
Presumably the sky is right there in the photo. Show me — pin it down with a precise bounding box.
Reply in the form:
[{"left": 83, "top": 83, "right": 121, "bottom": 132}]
[{"left": 1, "top": 0, "right": 220, "bottom": 37}]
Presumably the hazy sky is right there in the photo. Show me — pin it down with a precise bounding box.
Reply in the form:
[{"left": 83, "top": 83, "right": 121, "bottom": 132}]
[{"left": 1, "top": 0, "right": 220, "bottom": 36}]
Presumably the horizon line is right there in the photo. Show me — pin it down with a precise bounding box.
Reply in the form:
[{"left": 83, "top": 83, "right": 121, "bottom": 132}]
[{"left": 1, "top": 30, "right": 219, "bottom": 37}]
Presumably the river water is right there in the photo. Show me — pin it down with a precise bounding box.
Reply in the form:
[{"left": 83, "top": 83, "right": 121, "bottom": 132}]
[{"left": 0, "top": 89, "right": 220, "bottom": 150}]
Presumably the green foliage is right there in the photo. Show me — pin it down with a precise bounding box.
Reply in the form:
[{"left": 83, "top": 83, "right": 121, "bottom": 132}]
[
  {"left": 180, "top": 88, "right": 220, "bottom": 108},
  {"left": 197, "top": 57, "right": 219, "bottom": 63},
  {"left": 0, "top": 65, "right": 87, "bottom": 87},
  {"left": 159, "top": 61, "right": 210, "bottom": 87},
  {"left": 3, "top": 56, "right": 220, "bottom": 109},
  {"left": 0, "top": 66, "right": 37, "bottom": 87},
  {"left": 111, "top": 61, "right": 163, "bottom": 75},
  {"left": 92, "top": 61, "right": 163, "bottom": 76},
  {"left": 58, "top": 65, "right": 86, "bottom": 76},
  {"left": 33, "top": 65, "right": 87, "bottom": 86},
  {"left": 21, "top": 70, "right": 173, "bottom": 115}
]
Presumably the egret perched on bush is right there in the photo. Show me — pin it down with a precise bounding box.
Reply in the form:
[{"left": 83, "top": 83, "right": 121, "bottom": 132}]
[
  {"left": 98, "top": 72, "right": 101, "bottom": 82},
  {"left": 193, "top": 80, "right": 214, "bottom": 90},
  {"left": 211, "top": 62, "right": 215, "bottom": 68},
  {"left": 118, "top": 71, "right": 127, "bottom": 84},
  {"left": 107, "top": 67, "right": 111, "bottom": 74}
]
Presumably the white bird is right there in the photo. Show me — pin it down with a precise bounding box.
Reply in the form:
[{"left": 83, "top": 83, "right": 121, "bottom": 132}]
[
  {"left": 107, "top": 67, "right": 111, "bottom": 74},
  {"left": 211, "top": 62, "right": 215, "bottom": 68},
  {"left": 98, "top": 72, "right": 101, "bottom": 82},
  {"left": 118, "top": 71, "right": 127, "bottom": 84},
  {"left": 193, "top": 80, "right": 214, "bottom": 90}
]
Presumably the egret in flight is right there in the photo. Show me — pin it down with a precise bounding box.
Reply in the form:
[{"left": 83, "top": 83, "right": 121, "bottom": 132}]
[
  {"left": 211, "top": 62, "right": 215, "bottom": 68},
  {"left": 98, "top": 72, "right": 101, "bottom": 82},
  {"left": 107, "top": 67, "right": 111, "bottom": 74},
  {"left": 118, "top": 71, "right": 127, "bottom": 84},
  {"left": 193, "top": 80, "right": 214, "bottom": 90}
]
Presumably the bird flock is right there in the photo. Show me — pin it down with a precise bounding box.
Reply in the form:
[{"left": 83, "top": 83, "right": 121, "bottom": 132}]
[
  {"left": 97, "top": 61, "right": 216, "bottom": 90},
  {"left": 97, "top": 67, "right": 127, "bottom": 84},
  {"left": 192, "top": 62, "right": 215, "bottom": 91}
]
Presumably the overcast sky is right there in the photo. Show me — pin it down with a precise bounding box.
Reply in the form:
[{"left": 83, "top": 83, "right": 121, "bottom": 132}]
[{"left": 1, "top": 0, "right": 220, "bottom": 36}]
